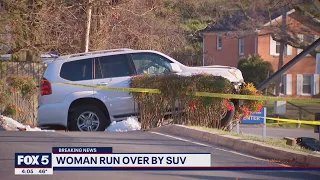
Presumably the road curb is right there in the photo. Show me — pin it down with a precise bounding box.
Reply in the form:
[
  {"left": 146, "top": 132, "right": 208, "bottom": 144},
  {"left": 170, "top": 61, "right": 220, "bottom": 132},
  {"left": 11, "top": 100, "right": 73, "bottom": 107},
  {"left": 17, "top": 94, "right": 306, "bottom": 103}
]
[{"left": 150, "top": 124, "right": 320, "bottom": 166}]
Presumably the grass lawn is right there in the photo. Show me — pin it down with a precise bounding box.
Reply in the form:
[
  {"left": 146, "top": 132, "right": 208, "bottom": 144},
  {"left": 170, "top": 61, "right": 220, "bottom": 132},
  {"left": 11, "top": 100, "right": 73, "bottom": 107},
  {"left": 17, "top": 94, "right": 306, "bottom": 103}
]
[
  {"left": 263, "top": 100, "right": 318, "bottom": 128},
  {"left": 190, "top": 126, "right": 315, "bottom": 154},
  {"left": 266, "top": 122, "right": 314, "bottom": 129}
]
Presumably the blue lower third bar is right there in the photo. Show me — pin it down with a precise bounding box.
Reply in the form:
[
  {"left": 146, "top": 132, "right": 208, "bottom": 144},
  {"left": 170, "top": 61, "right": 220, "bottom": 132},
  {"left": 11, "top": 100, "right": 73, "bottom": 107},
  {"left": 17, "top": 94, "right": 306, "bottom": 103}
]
[{"left": 53, "top": 167, "right": 320, "bottom": 171}]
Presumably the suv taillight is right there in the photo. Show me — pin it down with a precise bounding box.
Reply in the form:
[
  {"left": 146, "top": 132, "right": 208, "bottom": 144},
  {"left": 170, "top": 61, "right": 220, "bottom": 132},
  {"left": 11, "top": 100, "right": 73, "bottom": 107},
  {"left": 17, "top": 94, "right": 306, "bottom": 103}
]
[{"left": 40, "top": 78, "right": 52, "bottom": 96}]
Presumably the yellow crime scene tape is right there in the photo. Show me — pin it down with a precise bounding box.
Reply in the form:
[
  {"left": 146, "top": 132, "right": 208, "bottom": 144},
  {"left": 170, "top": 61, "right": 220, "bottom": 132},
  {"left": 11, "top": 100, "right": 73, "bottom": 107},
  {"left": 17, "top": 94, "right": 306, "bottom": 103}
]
[
  {"left": 265, "top": 117, "right": 320, "bottom": 126},
  {"left": 57, "top": 82, "right": 161, "bottom": 93},
  {"left": 57, "top": 82, "right": 320, "bottom": 103},
  {"left": 56, "top": 82, "right": 320, "bottom": 126}
]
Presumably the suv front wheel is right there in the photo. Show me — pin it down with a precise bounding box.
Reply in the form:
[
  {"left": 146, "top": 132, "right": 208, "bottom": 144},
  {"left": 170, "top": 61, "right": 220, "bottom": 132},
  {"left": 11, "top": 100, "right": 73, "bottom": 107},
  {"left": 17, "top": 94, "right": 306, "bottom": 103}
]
[{"left": 69, "top": 106, "right": 110, "bottom": 131}]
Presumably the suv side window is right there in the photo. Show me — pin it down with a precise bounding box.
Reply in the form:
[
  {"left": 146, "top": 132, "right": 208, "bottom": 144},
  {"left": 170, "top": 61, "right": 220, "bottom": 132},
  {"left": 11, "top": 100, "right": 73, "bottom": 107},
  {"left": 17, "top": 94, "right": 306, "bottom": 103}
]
[
  {"left": 95, "top": 54, "right": 134, "bottom": 79},
  {"left": 131, "top": 53, "right": 172, "bottom": 75},
  {"left": 60, "top": 59, "right": 93, "bottom": 81}
]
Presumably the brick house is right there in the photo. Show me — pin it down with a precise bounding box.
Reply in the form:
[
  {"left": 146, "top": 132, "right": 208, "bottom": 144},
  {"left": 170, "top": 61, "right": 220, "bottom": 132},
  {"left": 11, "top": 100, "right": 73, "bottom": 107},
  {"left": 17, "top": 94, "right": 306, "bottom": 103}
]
[{"left": 200, "top": 9, "right": 320, "bottom": 97}]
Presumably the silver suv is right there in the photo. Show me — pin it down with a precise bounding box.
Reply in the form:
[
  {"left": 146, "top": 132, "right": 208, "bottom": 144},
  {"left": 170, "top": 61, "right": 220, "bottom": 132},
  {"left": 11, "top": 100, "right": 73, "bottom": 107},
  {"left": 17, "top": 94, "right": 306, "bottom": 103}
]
[{"left": 38, "top": 49, "right": 244, "bottom": 131}]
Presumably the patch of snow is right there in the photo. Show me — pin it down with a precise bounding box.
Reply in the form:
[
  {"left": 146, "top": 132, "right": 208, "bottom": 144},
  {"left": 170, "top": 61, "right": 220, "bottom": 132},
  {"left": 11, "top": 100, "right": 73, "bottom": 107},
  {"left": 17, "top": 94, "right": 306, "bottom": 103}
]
[
  {"left": 0, "top": 115, "right": 55, "bottom": 132},
  {"left": 25, "top": 125, "right": 43, "bottom": 131},
  {"left": 0, "top": 115, "right": 25, "bottom": 131},
  {"left": 105, "top": 116, "right": 141, "bottom": 132}
]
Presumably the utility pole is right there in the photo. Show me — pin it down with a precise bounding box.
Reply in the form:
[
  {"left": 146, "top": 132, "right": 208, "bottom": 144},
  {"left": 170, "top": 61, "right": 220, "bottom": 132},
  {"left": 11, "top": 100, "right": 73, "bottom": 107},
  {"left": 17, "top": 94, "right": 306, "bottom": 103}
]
[
  {"left": 275, "top": 6, "right": 287, "bottom": 96},
  {"left": 82, "top": 0, "right": 93, "bottom": 53}
]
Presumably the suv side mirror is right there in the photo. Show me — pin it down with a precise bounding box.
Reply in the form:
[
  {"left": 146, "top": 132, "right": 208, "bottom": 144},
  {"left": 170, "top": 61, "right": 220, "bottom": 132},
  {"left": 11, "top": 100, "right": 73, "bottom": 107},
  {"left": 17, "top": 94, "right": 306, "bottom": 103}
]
[{"left": 170, "top": 63, "right": 182, "bottom": 73}]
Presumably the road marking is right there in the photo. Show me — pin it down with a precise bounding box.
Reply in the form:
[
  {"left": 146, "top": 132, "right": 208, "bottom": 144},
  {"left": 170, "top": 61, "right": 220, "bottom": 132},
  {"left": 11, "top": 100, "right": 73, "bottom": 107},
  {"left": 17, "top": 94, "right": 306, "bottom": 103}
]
[{"left": 150, "top": 131, "right": 289, "bottom": 167}]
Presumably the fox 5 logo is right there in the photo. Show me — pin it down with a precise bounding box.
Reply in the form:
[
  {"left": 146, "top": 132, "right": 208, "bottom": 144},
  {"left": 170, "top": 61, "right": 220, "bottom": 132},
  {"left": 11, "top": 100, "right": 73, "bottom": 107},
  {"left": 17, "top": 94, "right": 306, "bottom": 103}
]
[{"left": 15, "top": 153, "right": 52, "bottom": 167}]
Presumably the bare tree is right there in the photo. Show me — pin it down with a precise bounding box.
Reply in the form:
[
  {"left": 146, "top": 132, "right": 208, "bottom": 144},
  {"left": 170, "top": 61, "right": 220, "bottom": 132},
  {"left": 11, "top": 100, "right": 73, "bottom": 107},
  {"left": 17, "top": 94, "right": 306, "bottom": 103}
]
[
  {"left": 0, "top": 0, "right": 187, "bottom": 59},
  {"left": 82, "top": 0, "right": 93, "bottom": 53}
]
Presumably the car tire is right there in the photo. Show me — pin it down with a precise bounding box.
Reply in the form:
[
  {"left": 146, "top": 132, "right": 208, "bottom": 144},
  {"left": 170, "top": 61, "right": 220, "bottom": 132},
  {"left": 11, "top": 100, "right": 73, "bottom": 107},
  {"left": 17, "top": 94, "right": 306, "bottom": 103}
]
[
  {"left": 221, "top": 102, "right": 235, "bottom": 131},
  {"left": 69, "top": 105, "right": 110, "bottom": 132}
]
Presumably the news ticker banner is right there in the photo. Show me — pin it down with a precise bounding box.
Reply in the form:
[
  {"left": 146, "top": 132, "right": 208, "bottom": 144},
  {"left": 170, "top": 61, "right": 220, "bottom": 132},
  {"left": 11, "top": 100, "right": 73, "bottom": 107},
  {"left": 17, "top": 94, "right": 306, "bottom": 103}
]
[
  {"left": 15, "top": 146, "right": 320, "bottom": 175},
  {"left": 15, "top": 147, "right": 211, "bottom": 175}
]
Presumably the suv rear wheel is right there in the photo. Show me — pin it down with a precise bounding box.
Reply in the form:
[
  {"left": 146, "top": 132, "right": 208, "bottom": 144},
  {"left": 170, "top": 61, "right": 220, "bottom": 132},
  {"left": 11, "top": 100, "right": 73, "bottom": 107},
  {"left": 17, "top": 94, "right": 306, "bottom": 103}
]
[{"left": 69, "top": 106, "right": 110, "bottom": 131}]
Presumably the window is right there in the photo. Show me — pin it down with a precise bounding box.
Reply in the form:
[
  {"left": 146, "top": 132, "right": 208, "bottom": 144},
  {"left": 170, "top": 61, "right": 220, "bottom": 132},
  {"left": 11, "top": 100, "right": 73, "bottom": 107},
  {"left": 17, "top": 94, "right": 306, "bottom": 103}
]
[
  {"left": 297, "top": 74, "right": 319, "bottom": 95},
  {"left": 275, "top": 42, "right": 287, "bottom": 55},
  {"left": 302, "top": 75, "right": 312, "bottom": 94},
  {"left": 298, "top": 34, "right": 316, "bottom": 43},
  {"left": 270, "top": 36, "right": 291, "bottom": 56},
  {"left": 280, "top": 75, "right": 285, "bottom": 94},
  {"left": 60, "top": 59, "right": 93, "bottom": 81},
  {"left": 276, "top": 42, "right": 280, "bottom": 54},
  {"left": 216, "top": 35, "right": 222, "bottom": 50},
  {"left": 298, "top": 34, "right": 304, "bottom": 42},
  {"left": 131, "top": 53, "right": 172, "bottom": 75},
  {"left": 238, "top": 38, "right": 244, "bottom": 55},
  {"left": 297, "top": 48, "right": 310, "bottom": 56},
  {"left": 95, "top": 55, "right": 133, "bottom": 79},
  {"left": 279, "top": 74, "right": 293, "bottom": 95},
  {"left": 297, "top": 48, "right": 302, "bottom": 55},
  {"left": 297, "top": 34, "right": 312, "bottom": 56}
]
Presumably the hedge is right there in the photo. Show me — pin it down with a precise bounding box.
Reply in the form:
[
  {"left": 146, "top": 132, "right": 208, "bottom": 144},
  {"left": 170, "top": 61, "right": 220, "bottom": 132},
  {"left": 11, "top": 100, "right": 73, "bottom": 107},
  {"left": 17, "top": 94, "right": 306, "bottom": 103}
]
[{"left": 129, "top": 73, "right": 264, "bottom": 130}]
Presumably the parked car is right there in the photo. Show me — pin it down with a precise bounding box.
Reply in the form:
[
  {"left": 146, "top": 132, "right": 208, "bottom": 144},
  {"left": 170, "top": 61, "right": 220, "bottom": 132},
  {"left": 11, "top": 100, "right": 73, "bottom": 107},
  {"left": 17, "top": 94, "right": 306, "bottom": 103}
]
[{"left": 37, "top": 49, "right": 244, "bottom": 131}]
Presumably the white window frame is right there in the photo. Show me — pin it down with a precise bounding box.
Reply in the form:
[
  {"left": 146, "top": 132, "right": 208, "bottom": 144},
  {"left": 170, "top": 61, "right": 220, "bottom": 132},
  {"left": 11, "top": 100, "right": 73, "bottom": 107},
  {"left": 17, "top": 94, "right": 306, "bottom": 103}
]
[
  {"left": 297, "top": 48, "right": 311, "bottom": 56},
  {"left": 301, "top": 74, "right": 313, "bottom": 96},
  {"left": 238, "top": 38, "right": 244, "bottom": 56},
  {"left": 216, "top": 35, "right": 222, "bottom": 50},
  {"left": 279, "top": 74, "right": 292, "bottom": 95},
  {"left": 275, "top": 41, "right": 288, "bottom": 55},
  {"left": 270, "top": 36, "right": 291, "bottom": 56}
]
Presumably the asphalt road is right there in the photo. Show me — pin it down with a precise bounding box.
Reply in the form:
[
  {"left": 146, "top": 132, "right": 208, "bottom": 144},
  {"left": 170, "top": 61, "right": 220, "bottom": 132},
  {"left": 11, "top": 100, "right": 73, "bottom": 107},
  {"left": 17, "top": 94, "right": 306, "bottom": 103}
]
[
  {"left": 1, "top": 130, "right": 320, "bottom": 180},
  {"left": 232, "top": 125, "right": 319, "bottom": 139}
]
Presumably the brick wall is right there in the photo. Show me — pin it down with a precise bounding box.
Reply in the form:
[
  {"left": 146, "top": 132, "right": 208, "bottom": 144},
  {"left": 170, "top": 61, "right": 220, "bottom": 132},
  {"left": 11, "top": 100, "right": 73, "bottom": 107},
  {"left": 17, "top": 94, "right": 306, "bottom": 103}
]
[{"left": 203, "top": 33, "right": 256, "bottom": 67}]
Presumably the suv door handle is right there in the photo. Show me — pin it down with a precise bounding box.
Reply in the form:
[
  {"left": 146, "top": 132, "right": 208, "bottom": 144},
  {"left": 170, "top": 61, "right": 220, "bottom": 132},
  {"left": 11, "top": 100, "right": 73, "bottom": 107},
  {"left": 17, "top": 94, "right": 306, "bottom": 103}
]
[{"left": 96, "top": 82, "right": 108, "bottom": 86}]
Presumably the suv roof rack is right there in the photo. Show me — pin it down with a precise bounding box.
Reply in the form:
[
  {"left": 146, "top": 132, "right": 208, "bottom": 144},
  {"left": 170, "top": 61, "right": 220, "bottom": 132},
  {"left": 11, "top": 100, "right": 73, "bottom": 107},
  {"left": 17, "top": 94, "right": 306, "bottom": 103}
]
[{"left": 67, "top": 48, "right": 133, "bottom": 58}]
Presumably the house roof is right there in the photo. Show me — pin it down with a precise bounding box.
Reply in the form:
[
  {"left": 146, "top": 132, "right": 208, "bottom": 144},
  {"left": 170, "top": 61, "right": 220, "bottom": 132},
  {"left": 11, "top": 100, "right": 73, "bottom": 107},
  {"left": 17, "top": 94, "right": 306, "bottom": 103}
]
[
  {"left": 289, "top": 8, "right": 320, "bottom": 32},
  {"left": 201, "top": 8, "right": 288, "bottom": 32},
  {"left": 200, "top": 7, "right": 320, "bottom": 34}
]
